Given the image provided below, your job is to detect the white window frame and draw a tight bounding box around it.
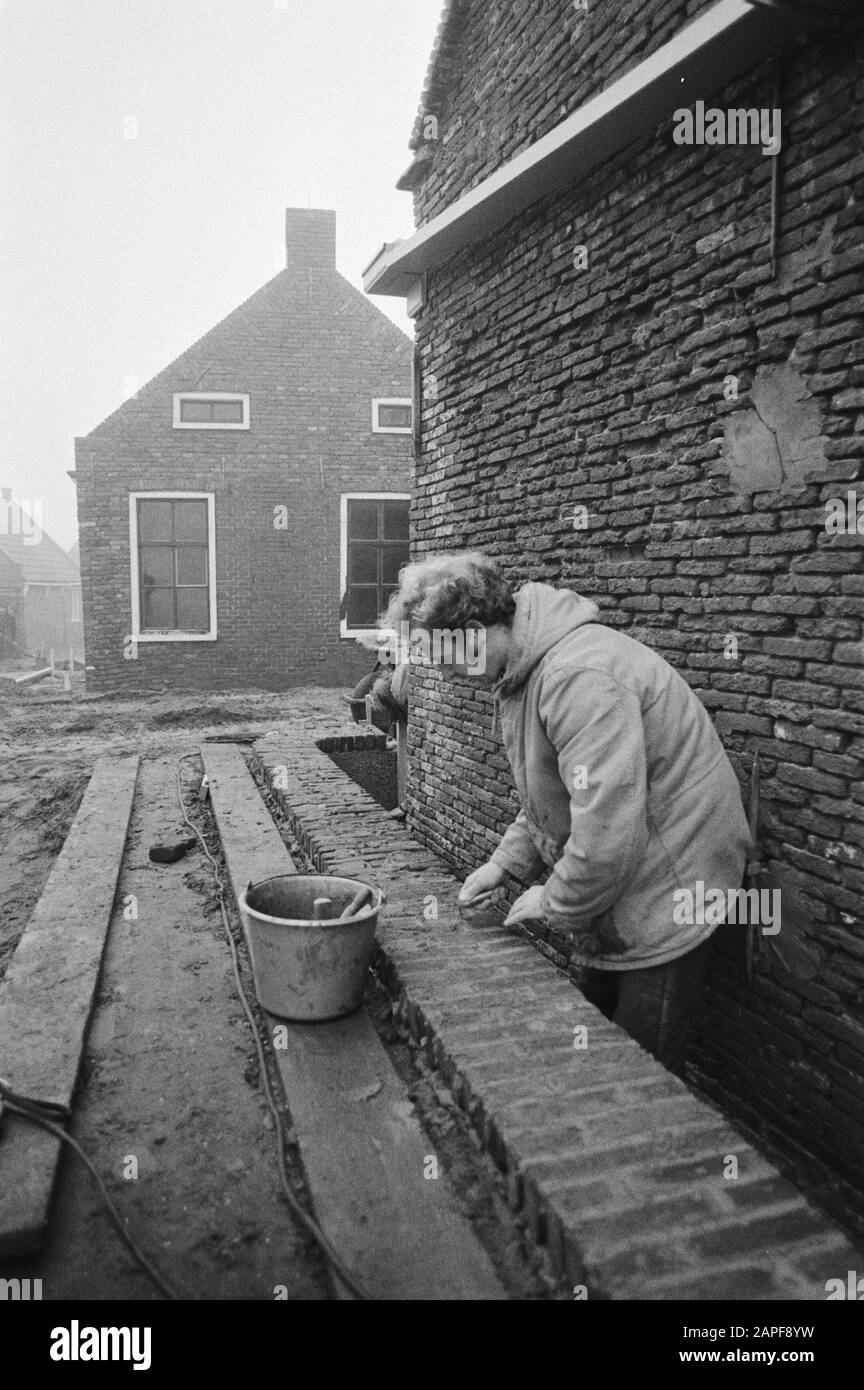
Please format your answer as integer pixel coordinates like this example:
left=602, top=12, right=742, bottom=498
left=372, top=398, right=413, bottom=434
left=129, top=491, right=217, bottom=643
left=340, top=492, right=410, bottom=640
left=172, top=392, right=250, bottom=430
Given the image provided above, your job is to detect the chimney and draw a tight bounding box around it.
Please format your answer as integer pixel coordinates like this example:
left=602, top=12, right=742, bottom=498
left=285, top=208, right=336, bottom=270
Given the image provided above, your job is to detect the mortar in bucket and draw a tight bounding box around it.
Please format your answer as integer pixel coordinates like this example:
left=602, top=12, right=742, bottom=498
left=238, top=874, right=383, bottom=1021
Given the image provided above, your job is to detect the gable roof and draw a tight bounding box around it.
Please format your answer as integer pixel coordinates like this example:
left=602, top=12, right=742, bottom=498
left=0, top=499, right=80, bottom=585
left=80, top=210, right=412, bottom=444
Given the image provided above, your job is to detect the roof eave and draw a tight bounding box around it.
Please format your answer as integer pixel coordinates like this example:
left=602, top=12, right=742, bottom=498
left=364, top=0, right=820, bottom=298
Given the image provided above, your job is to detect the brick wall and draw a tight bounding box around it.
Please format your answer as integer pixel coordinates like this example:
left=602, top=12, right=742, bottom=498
left=76, top=211, right=412, bottom=693
left=404, top=4, right=864, bottom=1233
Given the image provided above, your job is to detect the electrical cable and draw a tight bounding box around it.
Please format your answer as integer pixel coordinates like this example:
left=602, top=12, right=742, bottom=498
left=0, top=1079, right=182, bottom=1301
left=0, top=756, right=371, bottom=1303
left=176, top=753, right=371, bottom=1301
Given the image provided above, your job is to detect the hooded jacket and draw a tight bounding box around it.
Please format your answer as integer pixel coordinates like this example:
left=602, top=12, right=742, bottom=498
left=489, top=582, right=752, bottom=970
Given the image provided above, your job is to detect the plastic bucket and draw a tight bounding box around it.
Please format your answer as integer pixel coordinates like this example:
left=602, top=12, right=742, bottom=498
left=238, top=874, right=382, bottom=1021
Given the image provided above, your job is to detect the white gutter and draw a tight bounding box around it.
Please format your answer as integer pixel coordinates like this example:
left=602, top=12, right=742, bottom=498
left=363, top=0, right=812, bottom=300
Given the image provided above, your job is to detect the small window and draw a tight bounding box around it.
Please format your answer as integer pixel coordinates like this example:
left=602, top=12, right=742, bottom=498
left=129, top=492, right=217, bottom=642
left=372, top=398, right=412, bottom=434
left=340, top=494, right=410, bottom=637
left=173, top=393, right=249, bottom=430
left=69, top=588, right=82, bottom=622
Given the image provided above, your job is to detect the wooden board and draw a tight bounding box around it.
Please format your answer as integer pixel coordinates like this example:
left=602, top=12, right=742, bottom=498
left=202, top=742, right=504, bottom=1300
left=0, top=755, right=139, bottom=1255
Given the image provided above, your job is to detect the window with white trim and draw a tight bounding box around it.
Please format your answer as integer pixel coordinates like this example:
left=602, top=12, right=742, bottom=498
left=129, top=493, right=217, bottom=641
left=340, top=493, right=409, bottom=637
left=372, top=398, right=412, bottom=434
left=172, top=393, right=250, bottom=429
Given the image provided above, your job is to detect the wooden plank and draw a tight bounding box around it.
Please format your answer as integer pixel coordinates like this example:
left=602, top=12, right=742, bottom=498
left=201, top=741, right=298, bottom=899
left=273, top=1012, right=505, bottom=1300
left=0, top=755, right=139, bottom=1255
left=202, top=743, right=504, bottom=1301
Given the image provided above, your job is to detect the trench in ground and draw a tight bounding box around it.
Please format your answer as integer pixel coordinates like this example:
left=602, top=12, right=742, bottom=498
left=323, top=743, right=399, bottom=812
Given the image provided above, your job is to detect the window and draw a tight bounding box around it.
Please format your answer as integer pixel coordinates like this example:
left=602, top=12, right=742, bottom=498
left=372, top=398, right=412, bottom=434
left=340, top=493, right=410, bottom=636
left=69, top=588, right=82, bottom=622
left=172, top=393, right=249, bottom=430
left=129, top=493, right=217, bottom=642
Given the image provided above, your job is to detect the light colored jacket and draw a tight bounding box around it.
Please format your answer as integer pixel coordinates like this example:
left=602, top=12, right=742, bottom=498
left=489, top=582, right=752, bottom=970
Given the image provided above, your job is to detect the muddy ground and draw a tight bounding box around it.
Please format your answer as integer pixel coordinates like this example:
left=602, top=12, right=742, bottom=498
left=0, top=675, right=343, bottom=980
left=0, top=676, right=560, bottom=1300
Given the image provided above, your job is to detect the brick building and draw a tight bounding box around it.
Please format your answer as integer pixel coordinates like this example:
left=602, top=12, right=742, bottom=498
left=365, top=0, right=864, bottom=1234
left=75, top=209, right=413, bottom=693
left=0, top=492, right=83, bottom=663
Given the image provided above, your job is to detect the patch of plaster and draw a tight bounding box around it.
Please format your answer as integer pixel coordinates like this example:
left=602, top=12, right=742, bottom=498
left=721, top=361, right=828, bottom=494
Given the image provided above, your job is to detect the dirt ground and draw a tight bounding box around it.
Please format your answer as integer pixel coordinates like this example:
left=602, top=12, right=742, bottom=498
left=0, top=676, right=560, bottom=1300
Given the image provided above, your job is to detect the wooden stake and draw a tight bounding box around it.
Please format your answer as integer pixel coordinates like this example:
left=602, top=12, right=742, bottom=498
left=396, top=719, right=408, bottom=809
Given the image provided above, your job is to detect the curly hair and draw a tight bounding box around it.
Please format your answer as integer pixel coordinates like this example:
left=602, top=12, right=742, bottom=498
left=378, top=550, right=516, bottom=635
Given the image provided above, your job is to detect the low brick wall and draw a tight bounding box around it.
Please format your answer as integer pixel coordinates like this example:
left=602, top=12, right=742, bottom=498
left=254, top=726, right=862, bottom=1300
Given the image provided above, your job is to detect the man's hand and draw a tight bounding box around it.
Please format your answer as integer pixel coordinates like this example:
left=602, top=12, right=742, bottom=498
left=503, top=884, right=546, bottom=926
left=458, top=860, right=507, bottom=909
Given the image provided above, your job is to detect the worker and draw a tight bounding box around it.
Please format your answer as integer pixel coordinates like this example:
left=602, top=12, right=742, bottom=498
left=378, top=550, right=752, bottom=1070
left=348, top=659, right=409, bottom=736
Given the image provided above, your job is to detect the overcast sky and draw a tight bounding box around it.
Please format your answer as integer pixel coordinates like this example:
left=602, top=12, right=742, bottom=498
left=0, top=0, right=440, bottom=550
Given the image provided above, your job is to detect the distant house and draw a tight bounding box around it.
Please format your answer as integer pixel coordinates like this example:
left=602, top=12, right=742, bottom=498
left=74, top=209, right=413, bottom=692
left=0, top=491, right=83, bottom=662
